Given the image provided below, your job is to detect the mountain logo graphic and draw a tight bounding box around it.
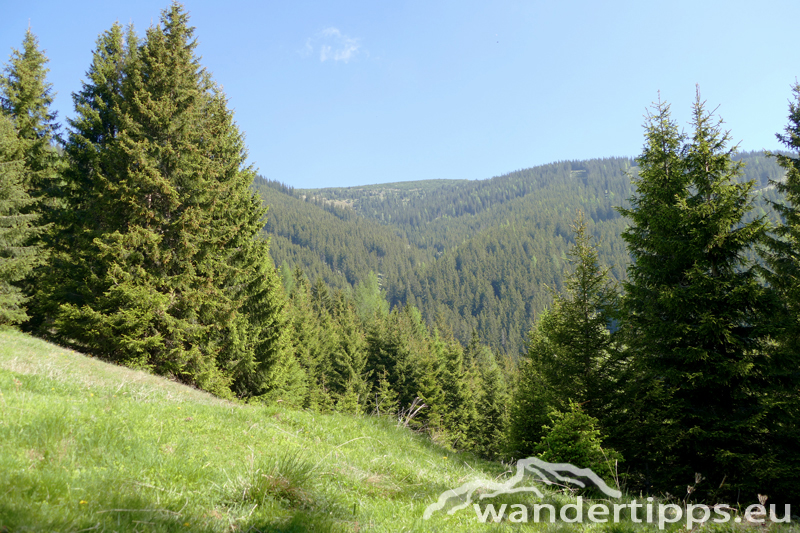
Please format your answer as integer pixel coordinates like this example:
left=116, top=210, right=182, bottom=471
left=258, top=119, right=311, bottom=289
left=423, top=457, right=621, bottom=520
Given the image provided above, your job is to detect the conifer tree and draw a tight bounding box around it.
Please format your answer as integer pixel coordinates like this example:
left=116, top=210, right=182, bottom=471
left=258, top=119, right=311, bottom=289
left=507, top=212, right=619, bottom=457
left=28, top=22, right=133, bottom=331
left=618, top=92, right=772, bottom=498
left=46, top=4, right=297, bottom=400
left=1, top=29, right=61, bottom=323
left=507, top=323, right=561, bottom=456
left=535, top=212, right=619, bottom=418
left=286, top=269, right=328, bottom=408
left=354, top=270, right=389, bottom=321
left=328, top=292, right=370, bottom=410
left=762, top=82, right=800, bottom=361
left=757, top=82, right=800, bottom=502
left=432, top=323, right=477, bottom=449
left=0, top=29, right=60, bottom=200
left=0, top=114, right=42, bottom=324
left=472, top=345, right=508, bottom=458
left=373, top=369, right=399, bottom=416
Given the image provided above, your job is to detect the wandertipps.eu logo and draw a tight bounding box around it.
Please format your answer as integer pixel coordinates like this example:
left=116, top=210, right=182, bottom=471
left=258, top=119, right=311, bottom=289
left=423, top=457, right=621, bottom=521
left=423, top=458, right=791, bottom=528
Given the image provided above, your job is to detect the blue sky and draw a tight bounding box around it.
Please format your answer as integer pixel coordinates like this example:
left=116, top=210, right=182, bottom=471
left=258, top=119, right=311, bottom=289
left=2, top=0, right=798, bottom=188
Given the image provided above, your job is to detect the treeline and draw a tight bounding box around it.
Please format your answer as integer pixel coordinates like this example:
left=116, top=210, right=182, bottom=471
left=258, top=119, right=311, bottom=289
left=1, top=5, right=296, bottom=399
left=262, top=151, right=784, bottom=356
left=0, top=3, right=513, bottom=461
left=509, top=93, right=800, bottom=505
left=3, top=0, right=799, bottom=507
left=279, top=268, right=512, bottom=456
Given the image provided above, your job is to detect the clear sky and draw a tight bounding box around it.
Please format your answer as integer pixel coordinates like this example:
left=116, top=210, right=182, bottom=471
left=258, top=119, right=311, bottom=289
left=2, top=0, right=798, bottom=188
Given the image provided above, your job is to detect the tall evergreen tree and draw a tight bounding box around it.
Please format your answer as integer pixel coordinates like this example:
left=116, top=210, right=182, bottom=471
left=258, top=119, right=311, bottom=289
left=763, top=82, right=800, bottom=359
left=1, top=29, right=61, bottom=324
left=536, top=212, right=619, bottom=416
left=0, top=114, right=42, bottom=325
left=618, top=92, right=772, bottom=498
left=0, top=29, right=60, bottom=199
left=44, top=4, right=297, bottom=400
left=472, top=345, right=508, bottom=458
left=28, top=22, right=134, bottom=332
left=758, top=82, right=800, bottom=503
left=507, top=212, right=619, bottom=456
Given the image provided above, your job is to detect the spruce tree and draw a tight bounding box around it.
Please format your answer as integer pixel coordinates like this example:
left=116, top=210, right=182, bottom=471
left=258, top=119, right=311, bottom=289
left=436, top=328, right=477, bottom=449
left=28, top=22, right=133, bottom=331
left=758, top=82, right=800, bottom=503
left=1, top=29, right=61, bottom=324
left=46, top=4, right=297, bottom=400
left=618, top=92, right=772, bottom=498
left=507, top=324, right=559, bottom=457
left=0, top=29, right=60, bottom=199
left=472, top=345, right=509, bottom=458
left=0, top=114, right=42, bottom=325
left=507, top=212, right=619, bottom=457
left=763, top=82, right=800, bottom=359
left=328, top=292, right=370, bottom=411
left=536, top=212, right=619, bottom=417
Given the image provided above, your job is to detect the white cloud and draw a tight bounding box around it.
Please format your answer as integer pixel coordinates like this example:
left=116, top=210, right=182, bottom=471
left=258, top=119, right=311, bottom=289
left=303, top=27, right=361, bottom=63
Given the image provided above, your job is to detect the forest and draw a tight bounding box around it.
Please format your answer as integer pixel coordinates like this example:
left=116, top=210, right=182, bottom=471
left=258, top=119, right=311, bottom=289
left=1, top=1, right=799, bottom=515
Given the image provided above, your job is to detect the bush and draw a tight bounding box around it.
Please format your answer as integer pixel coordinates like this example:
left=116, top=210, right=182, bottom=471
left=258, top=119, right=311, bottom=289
left=534, top=401, right=621, bottom=486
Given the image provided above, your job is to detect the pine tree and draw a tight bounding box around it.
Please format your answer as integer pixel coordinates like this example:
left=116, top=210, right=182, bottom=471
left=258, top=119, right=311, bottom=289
left=535, top=212, right=619, bottom=418
left=0, top=29, right=60, bottom=199
left=757, top=82, right=800, bottom=504
left=618, top=91, right=772, bottom=498
left=0, top=114, right=42, bottom=325
left=28, top=22, right=133, bottom=332
left=1, top=29, right=61, bottom=324
left=46, top=4, right=297, bottom=400
left=507, top=212, right=619, bottom=457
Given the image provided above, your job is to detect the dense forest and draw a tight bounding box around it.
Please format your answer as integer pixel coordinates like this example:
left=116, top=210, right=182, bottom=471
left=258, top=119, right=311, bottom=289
left=2, top=1, right=799, bottom=510
left=258, top=151, right=785, bottom=357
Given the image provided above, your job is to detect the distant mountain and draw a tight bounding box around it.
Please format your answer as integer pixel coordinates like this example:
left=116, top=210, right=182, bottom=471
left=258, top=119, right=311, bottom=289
left=256, top=151, right=785, bottom=357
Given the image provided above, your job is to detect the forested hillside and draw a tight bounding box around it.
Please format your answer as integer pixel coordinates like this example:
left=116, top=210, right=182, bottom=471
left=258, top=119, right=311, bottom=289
left=258, top=151, right=785, bottom=356
left=4, top=2, right=800, bottom=512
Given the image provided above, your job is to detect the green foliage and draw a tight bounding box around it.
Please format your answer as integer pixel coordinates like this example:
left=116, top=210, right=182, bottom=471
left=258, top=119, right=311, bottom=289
left=261, top=152, right=781, bottom=358
left=353, top=270, right=389, bottom=321
left=372, top=369, right=399, bottom=416
left=508, top=212, right=619, bottom=458
left=757, top=82, right=800, bottom=504
left=470, top=343, right=509, bottom=457
left=533, top=402, right=621, bottom=485
left=617, top=92, right=776, bottom=500
left=34, top=5, right=296, bottom=400
left=536, top=212, right=620, bottom=419
left=0, top=115, right=43, bottom=325
left=0, top=29, right=60, bottom=325
left=0, top=29, right=61, bottom=198
left=507, top=320, right=562, bottom=456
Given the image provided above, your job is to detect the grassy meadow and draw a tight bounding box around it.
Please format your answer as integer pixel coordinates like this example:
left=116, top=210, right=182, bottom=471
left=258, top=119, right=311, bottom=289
left=0, top=328, right=796, bottom=532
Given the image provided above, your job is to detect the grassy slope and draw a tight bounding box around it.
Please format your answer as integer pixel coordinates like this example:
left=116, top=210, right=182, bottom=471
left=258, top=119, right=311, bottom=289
left=1, top=329, right=793, bottom=533
left=0, top=329, right=512, bottom=532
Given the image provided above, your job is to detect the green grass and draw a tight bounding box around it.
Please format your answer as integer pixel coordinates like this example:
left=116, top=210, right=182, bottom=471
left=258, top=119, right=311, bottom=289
left=0, top=328, right=797, bottom=532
